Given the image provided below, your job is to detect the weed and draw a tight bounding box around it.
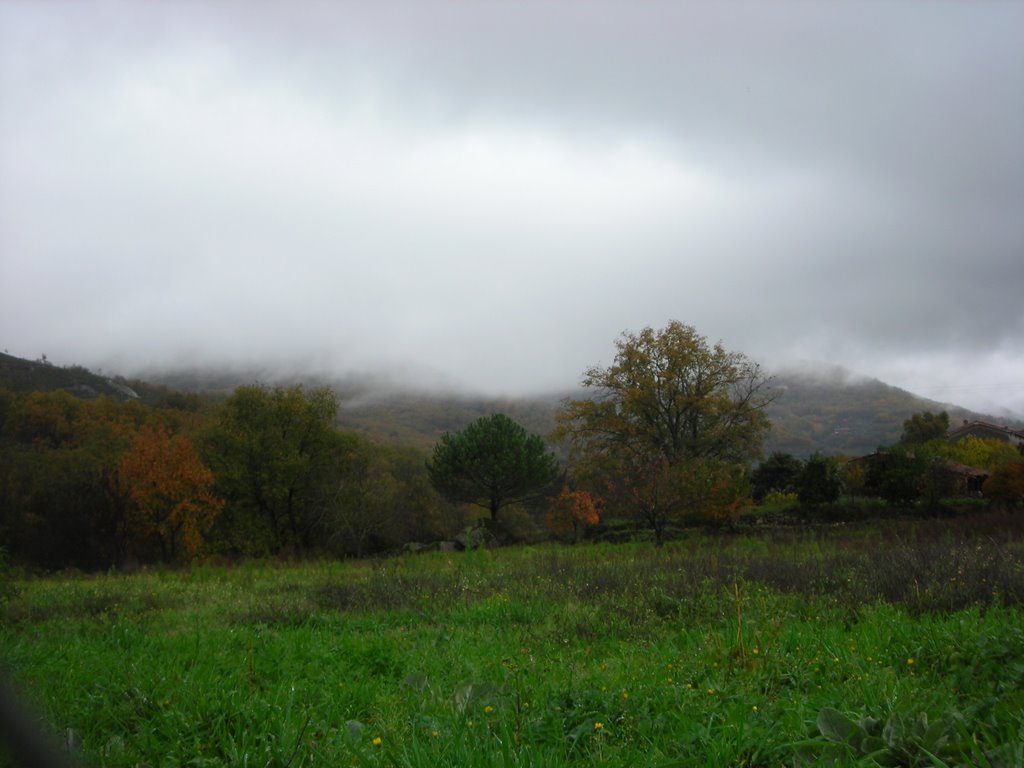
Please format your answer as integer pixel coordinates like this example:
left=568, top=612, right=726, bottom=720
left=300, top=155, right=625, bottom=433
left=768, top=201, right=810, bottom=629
left=1, top=517, right=1022, bottom=766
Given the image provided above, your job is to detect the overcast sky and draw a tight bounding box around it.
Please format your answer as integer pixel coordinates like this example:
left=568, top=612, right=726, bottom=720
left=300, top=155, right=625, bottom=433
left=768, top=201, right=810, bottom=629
left=2, top=1, right=1023, bottom=414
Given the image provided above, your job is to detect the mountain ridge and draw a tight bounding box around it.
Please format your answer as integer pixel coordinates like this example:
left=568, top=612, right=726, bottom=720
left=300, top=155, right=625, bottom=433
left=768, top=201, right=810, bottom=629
left=1, top=352, right=1019, bottom=458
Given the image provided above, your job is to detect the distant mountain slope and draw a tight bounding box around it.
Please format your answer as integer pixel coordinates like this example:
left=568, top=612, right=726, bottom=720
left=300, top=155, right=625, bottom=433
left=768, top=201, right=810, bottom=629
left=0, top=352, right=156, bottom=404
left=335, top=392, right=566, bottom=451
left=761, top=365, right=996, bottom=457
left=331, top=366, right=1009, bottom=459
left=3, top=353, right=1019, bottom=458
left=0, top=353, right=213, bottom=412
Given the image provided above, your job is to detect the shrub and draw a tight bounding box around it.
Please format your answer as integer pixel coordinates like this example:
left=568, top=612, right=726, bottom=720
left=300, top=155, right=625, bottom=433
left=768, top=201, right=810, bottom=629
left=985, top=459, right=1024, bottom=508
left=797, top=454, right=841, bottom=506
left=751, top=452, right=803, bottom=502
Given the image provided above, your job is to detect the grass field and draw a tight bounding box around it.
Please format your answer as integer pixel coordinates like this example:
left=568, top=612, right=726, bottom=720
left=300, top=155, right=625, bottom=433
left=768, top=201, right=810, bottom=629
left=2, top=514, right=1024, bottom=767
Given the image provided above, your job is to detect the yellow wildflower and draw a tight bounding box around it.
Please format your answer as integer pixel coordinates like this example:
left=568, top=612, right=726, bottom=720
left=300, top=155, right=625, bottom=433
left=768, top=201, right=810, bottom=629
left=594, top=722, right=604, bottom=731
left=372, top=737, right=382, bottom=747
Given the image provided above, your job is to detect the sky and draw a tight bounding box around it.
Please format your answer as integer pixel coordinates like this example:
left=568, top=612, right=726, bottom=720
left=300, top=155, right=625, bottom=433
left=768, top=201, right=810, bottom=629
left=2, top=1, right=1023, bottom=415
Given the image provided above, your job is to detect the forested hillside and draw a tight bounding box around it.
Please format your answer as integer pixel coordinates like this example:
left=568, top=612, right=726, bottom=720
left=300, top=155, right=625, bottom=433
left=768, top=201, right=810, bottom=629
left=3, top=351, right=1022, bottom=571
left=761, top=366, right=992, bottom=456
left=331, top=370, right=996, bottom=458
left=2, top=353, right=1017, bottom=458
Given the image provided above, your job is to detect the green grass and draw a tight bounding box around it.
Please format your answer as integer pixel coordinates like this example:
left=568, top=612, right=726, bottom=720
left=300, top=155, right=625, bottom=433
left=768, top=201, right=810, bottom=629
left=3, top=519, right=1024, bottom=767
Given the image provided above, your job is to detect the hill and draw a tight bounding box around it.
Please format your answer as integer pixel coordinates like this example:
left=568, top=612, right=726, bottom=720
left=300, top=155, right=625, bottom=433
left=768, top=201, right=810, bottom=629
left=139, top=361, right=1019, bottom=457
left=2, top=353, right=1019, bottom=458
left=0, top=352, right=195, bottom=409
left=330, top=365, right=1011, bottom=458
left=761, top=364, right=994, bottom=456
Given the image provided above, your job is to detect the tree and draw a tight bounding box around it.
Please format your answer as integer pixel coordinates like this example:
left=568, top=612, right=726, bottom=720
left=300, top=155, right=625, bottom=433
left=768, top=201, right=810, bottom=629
left=316, top=435, right=432, bottom=558
left=900, top=411, right=949, bottom=445
left=0, top=391, right=143, bottom=569
left=796, top=454, right=841, bottom=506
left=117, top=424, right=223, bottom=563
left=984, top=460, right=1024, bottom=508
left=751, top=452, right=803, bottom=502
left=426, top=413, right=560, bottom=530
left=545, top=486, right=601, bottom=543
left=943, top=435, right=1021, bottom=474
left=871, top=447, right=924, bottom=506
left=202, top=385, right=339, bottom=555
left=554, top=321, right=772, bottom=543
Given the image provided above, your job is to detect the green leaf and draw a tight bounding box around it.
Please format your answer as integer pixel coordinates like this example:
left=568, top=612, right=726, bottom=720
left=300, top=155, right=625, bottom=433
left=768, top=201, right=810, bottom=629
left=882, top=712, right=906, bottom=748
left=817, top=707, right=865, bottom=745
left=344, top=719, right=365, bottom=740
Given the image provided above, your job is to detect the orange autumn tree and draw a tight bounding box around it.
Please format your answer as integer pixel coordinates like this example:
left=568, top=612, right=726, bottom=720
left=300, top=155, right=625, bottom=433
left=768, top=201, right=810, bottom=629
left=118, top=424, right=223, bottom=563
left=545, top=486, right=602, bottom=543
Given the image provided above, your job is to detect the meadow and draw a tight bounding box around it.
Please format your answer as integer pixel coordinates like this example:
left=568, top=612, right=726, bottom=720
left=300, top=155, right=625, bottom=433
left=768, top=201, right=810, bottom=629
left=2, top=513, right=1023, bottom=767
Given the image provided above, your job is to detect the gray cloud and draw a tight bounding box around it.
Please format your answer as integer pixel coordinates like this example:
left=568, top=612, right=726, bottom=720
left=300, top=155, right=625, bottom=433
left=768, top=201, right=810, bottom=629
left=1, top=1, right=1022, bottom=414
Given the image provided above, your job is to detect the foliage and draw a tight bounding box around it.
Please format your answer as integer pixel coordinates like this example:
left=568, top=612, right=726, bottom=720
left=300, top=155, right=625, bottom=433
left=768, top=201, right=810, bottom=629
left=797, top=706, right=979, bottom=767
left=0, top=391, right=146, bottom=568
left=0, top=382, right=454, bottom=569
left=985, top=460, right=1024, bottom=508
left=201, top=385, right=340, bottom=555
left=426, top=414, right=560, bottom=528
left=319, top=437, right=447, bottom=557
left=870, top=448, right=926, bottom=506
left=936, top=435, right=1022, bottom=473
left=840, top=457, right=870, bottom=498
left=555, top=321, right=772, bottom=542
left=545, top=486, right=601, bottom=542
left=899, top=410, right=949, bottom=445
left=751, top=451, right=803, bottom=502
left=116, top=424, right=223, bottom=563
left=797, top=454, right=842, bottom=506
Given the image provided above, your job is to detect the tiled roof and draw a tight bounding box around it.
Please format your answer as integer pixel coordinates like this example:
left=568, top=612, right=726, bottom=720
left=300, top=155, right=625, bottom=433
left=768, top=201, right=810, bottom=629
left=947, top=420, right=1024, bottom=442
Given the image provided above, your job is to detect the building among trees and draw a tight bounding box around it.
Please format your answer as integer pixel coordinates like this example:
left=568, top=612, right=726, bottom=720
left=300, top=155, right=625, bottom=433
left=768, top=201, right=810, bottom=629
left=947, top=420, right=1024, bottom=450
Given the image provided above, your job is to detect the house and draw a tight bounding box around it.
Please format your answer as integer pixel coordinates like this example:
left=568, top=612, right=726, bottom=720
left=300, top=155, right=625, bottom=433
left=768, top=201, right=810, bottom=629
left=933, top=459, right=988, bottom=496
left=947, top=420, right=1024, bottom=449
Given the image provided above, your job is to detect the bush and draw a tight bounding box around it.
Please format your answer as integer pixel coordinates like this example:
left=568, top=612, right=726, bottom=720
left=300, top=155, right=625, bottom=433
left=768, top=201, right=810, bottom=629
left=985, top=459, right=1024, bottom=508
left=751, top=452, right=803, bottom=502
left=872, top=448, right=925, bottom=506
left=797, top=454, right=841, bottom=505
left=762, top=491, right=799, bottom=508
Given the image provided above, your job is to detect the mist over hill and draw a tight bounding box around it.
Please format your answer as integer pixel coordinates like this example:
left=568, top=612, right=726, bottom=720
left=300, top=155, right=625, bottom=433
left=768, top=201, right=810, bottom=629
left=324, top=363, right=1014, bottom=458
left=2, top=352, right=1019, bottom=458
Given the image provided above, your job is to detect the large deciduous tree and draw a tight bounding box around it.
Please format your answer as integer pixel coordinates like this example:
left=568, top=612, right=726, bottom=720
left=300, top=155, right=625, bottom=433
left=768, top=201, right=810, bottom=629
left=554, top=321, right=772, bottom=543
left=117, top=424, right=222, bottom=563
left=900, top=411, right=950, bottom=445
left=427, top=413, right=560, bottom=529
left=202, top=385, right=339, bottom=555
left=316, top=436, right=443, bottom=558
